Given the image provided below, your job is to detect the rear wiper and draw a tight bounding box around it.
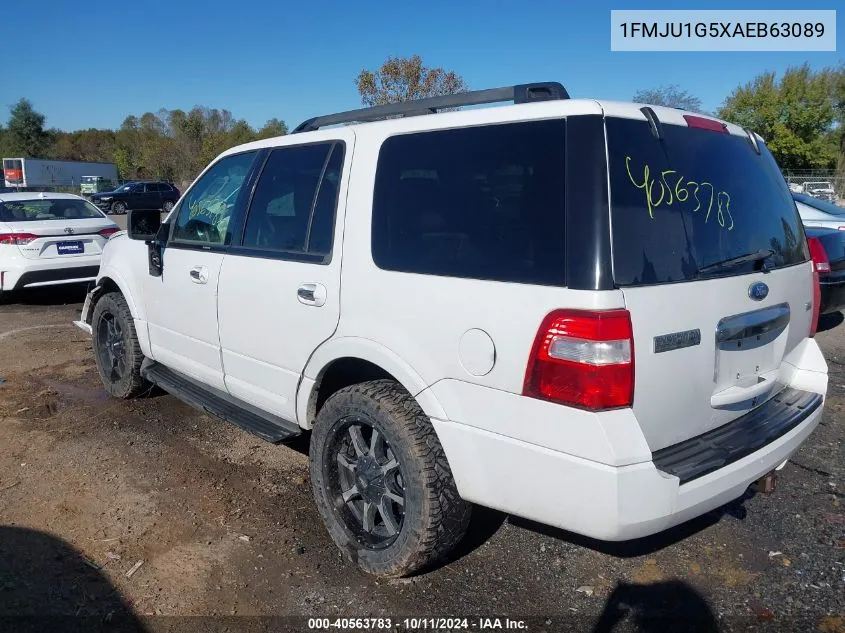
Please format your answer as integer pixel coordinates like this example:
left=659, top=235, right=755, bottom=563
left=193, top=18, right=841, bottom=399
left=697, top=249, right=774, bottom=276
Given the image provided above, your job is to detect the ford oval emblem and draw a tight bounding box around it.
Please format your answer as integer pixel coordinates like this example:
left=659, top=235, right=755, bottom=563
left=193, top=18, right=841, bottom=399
left=748, top=282, right=769, bottom=301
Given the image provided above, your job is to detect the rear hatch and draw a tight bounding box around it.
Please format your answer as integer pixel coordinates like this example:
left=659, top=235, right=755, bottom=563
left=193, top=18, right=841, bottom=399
left=606, top=109, right=812, bottom=452
left=0, top=198, right=117, bottom=260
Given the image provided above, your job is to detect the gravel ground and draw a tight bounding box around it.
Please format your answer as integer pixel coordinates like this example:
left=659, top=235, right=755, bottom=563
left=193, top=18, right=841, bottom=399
left=0, top=285, right=841, bottom=633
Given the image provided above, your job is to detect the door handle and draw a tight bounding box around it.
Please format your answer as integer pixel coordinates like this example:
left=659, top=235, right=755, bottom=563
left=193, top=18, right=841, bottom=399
left=189, top=266, right=209, bottom=284
left=297, top=283, right=327, bottom=307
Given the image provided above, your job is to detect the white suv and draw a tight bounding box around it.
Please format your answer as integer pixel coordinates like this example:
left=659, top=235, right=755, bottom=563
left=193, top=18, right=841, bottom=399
left=75, top=83, right=828, bottom=577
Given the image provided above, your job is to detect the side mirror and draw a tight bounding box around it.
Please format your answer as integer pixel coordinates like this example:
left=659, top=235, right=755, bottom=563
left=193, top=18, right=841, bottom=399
left=127, top=209, right=161, bottom=241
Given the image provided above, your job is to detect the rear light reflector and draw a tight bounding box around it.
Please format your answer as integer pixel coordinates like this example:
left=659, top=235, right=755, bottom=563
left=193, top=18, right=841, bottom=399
left=0, top=232, right=38, bottom=245
left=683, top=115, right=727, bottom=133
left=807, top=237, right=826, bottom=337
left=523, top=309, right=634, bottom=410
left=99, top=227, right=120, bottom=238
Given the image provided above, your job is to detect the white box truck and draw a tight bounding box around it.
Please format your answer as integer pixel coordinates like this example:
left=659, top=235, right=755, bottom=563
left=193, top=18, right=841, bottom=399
left=2, top=158, right=118, bottom=191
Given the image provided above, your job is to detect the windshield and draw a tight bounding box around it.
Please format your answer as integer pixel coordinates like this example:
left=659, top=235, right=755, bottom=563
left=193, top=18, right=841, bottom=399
left=794, top=192, right=845, bottom=216
left=607, top=117, right=808, bottom=285
left=0, top=199, right=105, bottom=221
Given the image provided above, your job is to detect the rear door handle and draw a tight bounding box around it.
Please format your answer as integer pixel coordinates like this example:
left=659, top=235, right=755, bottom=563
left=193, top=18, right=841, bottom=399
left=297, top=283, right=326, bottom=307
left=189, top=266, right=209, bottom=284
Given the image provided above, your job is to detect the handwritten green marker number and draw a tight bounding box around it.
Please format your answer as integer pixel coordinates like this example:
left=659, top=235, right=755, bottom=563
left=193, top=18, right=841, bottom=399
left=624, top=156, right=734, bottom=231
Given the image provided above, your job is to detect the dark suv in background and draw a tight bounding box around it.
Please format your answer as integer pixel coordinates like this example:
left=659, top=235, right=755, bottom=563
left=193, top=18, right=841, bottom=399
left=91, top=181, right=181, bottom=215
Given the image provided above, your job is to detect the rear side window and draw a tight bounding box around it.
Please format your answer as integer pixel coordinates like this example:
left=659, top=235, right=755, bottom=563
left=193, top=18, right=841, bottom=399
left=241, top=142, right=343, bottom=260
left=372, top=120, right=566, bottom=285
left=608, top=118, right=808, bottom=286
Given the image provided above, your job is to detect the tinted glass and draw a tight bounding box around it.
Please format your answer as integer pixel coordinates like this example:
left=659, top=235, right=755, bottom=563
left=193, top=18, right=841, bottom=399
left=147, top=183, right=163, bottom=192
left=793, top=193, right=845, bottom=216
left=607, top=118, right=808, bottom=286
left=309, top=145, right=344, bottom=255
left=0, top=198, right=105, bottom=221
left=242, top=143, right=338, bottom=256
left=372, top=120, right=566, bottom=285
left=172, top=151, right=257, bottom=245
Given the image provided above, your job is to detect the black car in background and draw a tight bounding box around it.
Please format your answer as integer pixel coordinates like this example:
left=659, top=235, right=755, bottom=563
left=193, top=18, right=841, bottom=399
left=806, top=226, right=845, bottom=316
left=91, top=181, right=180, bottom=215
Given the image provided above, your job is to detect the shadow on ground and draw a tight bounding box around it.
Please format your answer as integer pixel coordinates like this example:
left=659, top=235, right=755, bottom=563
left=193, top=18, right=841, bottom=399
left=0, top=282, right=89, bottom=307
left=0, top=525, right=146, bottom=632
left=589, top=580, right=720, bottom=633
left=817, top=311, right=844, bottom=333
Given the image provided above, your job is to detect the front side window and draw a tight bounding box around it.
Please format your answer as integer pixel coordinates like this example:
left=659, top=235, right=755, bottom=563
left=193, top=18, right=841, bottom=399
left=241, top=142, right=343, bottom=258
left=371, top=120, right=566, bottom=285
left=172, top=151, right=258, bottom=245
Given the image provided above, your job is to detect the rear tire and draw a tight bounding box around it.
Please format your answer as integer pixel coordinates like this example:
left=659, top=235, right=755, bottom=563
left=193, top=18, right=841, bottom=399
left=92, top=292, right=149, bottom=399
left=111, top=201, right=126, bottom=215
left=309, top=379, right=471, bottom=577
left=162, top=200, right=174, bottom=213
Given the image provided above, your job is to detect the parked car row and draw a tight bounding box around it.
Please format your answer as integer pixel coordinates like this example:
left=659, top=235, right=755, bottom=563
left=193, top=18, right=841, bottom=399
left=91, top=181, right=181, bottom=215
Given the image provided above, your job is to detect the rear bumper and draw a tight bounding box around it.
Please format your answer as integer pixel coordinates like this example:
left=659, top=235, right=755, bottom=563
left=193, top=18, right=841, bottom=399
left=434, top=397, right=823, bottom=540
left=0, top=255, right=102, bottom=291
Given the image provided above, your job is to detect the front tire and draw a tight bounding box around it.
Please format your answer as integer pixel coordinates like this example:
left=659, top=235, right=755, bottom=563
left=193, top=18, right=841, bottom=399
left=92, top=292, right=149, bottom=399
left=309, top=380, right=471, bottom=577
left=111, top=201, right=126, bottom=215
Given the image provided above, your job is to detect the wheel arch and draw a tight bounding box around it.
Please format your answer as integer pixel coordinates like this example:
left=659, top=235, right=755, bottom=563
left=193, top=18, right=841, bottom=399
left=89, top=271, right=143, bottom=322
left=86, top=268, right=151, bottom=358
left=298, top=337, right=448, bottom=430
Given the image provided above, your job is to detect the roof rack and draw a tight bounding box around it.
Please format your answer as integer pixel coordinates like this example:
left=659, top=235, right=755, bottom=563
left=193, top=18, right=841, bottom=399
left=292, top=82, right=570, bottom=134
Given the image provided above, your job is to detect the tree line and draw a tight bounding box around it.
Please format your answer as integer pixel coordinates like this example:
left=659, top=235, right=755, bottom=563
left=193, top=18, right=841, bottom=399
left=1, top=56, right=843, bottom=186
left=0, top=101, right=287, bottom=187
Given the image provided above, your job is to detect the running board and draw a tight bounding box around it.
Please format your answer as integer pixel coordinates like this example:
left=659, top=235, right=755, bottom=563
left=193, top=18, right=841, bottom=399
left=141, top=360, right=301, bottom=443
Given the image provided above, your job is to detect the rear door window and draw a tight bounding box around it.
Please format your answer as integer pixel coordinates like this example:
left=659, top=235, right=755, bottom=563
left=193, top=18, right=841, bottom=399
left=240, top=141, right=342, bottom=260
left=371, top=120, right=566, bottom=285
left=607, top=117, right=808, bottom=286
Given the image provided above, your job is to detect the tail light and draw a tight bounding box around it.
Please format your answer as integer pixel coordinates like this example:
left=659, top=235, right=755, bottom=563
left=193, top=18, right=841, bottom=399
left=99, top=227, right=120, bottom=238
left=523, top=309, right=634, bottom=410
left=807, top=237, right=828, bottom=337
left=0, top=232, right=38, bottom=245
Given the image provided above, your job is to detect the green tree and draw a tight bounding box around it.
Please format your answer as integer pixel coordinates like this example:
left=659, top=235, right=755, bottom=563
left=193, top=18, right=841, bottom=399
left=718, top=64, right=837, bottom=170
left=356, top=55, right=468, bottom=106
left=256, top=118, right=287, bottom=139
left=632, top=85, right=702, bottom=111
left=5, top=98, right=51, bottom=158
left=830, top=64, right=845, bottom=178
left=0, top=124, right=9, bottom=158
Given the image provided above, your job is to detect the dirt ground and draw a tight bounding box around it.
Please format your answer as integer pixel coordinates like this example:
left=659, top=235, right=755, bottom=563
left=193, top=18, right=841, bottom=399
left=0, top=285, right=842, bottom=633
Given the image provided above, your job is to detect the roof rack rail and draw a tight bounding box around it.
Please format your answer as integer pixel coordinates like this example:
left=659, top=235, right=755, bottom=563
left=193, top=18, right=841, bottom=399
left=292, top=82, right=569, bottom=134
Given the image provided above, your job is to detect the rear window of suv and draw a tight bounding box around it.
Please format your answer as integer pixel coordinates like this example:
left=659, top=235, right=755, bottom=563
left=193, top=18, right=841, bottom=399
left=371, top=120, right=566, bottom=285
left=607, top=117, right=808, bottom=286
